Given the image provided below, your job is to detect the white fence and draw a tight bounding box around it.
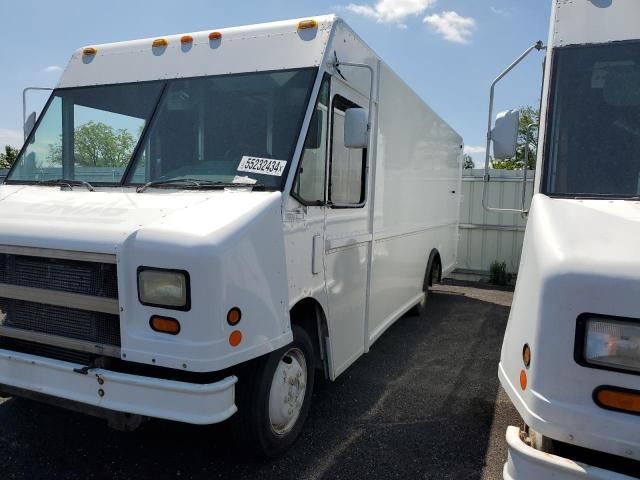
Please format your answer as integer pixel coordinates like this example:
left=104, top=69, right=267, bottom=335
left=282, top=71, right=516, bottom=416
left=456, top=169, right=534, bottom=276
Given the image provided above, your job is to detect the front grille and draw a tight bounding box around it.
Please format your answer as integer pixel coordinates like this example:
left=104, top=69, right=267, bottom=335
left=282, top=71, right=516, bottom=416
left=0, top=254, right=118, bottom=298
left=0, top=337, right=92, bottom=365
left=0, top=253, right=121, bottom=361
left=0, top=298, right=120, bottom=346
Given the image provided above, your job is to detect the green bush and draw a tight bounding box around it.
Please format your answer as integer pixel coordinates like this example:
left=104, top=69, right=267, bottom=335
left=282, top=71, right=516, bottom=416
left=489, top=260, right=512, bottom=286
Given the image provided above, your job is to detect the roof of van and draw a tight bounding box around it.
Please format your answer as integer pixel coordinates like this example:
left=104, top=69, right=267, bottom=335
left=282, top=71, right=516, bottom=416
left=57, top=15, right=339, bottom=89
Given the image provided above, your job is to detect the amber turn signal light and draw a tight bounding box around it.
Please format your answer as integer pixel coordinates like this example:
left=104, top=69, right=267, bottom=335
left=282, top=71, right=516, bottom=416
left=522, top=344, right=531, bottom=368
left=229, top=330, right=242, bottom=347
left=150, top=315, right=181, bottom=335
left=227, top=307, right=242, bottom=326
left=595, top=387, right=640, bottom=415
left=519, top=370, right=527, bottom=391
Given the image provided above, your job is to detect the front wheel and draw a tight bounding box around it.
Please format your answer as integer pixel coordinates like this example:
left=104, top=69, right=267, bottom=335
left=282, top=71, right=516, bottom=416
left=231, top=325, right=315, bottom=458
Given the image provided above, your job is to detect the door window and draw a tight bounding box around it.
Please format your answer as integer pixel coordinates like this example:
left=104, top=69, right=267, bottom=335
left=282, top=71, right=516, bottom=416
left=329, top=96, right=367, bottom=206
left=292, top=76, right=330, bottom=204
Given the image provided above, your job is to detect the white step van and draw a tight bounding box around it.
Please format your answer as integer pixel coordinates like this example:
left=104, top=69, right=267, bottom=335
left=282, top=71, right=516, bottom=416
left=486, top=0, right=640, bottom=478
left=0, top=16, right=463, bottom=456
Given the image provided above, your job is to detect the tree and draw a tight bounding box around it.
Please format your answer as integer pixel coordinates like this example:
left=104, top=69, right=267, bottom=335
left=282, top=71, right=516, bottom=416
left=491, top=106, right=540, bottom=170
left=463, top=154, right=475, bottom=169
left=0, top=145, right=19, bottom=169
left=48, top=122, right=136, bottom=167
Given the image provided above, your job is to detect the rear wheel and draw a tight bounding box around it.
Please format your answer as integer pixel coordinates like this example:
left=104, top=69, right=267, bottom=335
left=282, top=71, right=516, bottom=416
left=414, top=257, right=441, bottom=316
left=231, top=325, right=315, bottom=458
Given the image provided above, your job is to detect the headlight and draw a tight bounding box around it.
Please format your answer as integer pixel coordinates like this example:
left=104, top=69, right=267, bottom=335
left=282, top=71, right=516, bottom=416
left=137, top=267, right=190, bottom=310
left=580, top=315, right=640, bottom=373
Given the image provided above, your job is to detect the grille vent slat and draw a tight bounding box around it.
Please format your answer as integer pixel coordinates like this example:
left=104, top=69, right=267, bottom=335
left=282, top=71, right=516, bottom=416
left=0, top=298, right=120, bottom=347
left=0, top=254, right=118, bottom=299
left=0, top=253, right=120, bottom=364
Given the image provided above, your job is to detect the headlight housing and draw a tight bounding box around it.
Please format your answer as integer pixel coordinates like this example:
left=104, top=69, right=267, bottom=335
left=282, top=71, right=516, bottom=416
left=577, top=314, right=640, bottom=374
left=137, top=267, right=190, bottom=311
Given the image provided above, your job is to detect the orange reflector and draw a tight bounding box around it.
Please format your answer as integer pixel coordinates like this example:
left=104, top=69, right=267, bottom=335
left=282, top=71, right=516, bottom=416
left=83, top=47, right=97, bottom=56
left=595, top=387, right=640, bottom=415
left=519, top=370, right=527, bottom=391
left=229, top=330, right=242, bottom=347
left=227, top=307, right=242, bottom=326
left=523, top=344, right=531, bottom=368
left=208, top=31, right=222, bottom=40
left=150, top=315, right=180, bottom=335
left=152, top=38, right=169, bottom=48
left=298, top=19, right=318, bottom=30
left=181, top=35, right=193, bottom=44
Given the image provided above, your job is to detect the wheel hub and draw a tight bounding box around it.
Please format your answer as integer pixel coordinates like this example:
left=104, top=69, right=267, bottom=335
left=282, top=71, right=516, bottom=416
left=268, top=348, right=307, bottom=436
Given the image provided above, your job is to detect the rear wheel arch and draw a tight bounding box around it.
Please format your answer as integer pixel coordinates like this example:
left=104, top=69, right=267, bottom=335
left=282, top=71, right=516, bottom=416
left=425, top=249, right=442, bottom=289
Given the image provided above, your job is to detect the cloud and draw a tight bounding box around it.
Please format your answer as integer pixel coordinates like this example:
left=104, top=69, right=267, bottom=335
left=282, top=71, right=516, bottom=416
left=490, top=6, right=510, bottom=16
left=42, top=65, right=62, bottom=73
left=464, top=145, right=486, bottom=155
left=423, top=11, right=476, bottom=44
left=347, top=0, right=436, bottom=26
left=0, top=128, right=23, bottom=148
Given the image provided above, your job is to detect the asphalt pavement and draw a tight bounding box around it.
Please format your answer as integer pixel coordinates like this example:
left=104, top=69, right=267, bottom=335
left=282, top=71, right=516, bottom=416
left=0, top=280, right=518, bottom=480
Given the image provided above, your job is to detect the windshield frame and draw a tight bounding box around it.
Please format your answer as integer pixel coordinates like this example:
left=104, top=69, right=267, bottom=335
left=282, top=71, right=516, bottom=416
left=541, top=40, right=640, bottom=200
left=5, top=67, right=320, bottom=191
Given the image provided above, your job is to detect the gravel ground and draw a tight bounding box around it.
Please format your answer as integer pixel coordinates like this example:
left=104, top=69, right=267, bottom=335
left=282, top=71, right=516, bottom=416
left=0, top=280, right=518, bottom=480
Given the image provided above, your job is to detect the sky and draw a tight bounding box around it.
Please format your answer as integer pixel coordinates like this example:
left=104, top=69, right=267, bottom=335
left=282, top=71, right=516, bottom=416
left=0, top=0, right=551, bottom=166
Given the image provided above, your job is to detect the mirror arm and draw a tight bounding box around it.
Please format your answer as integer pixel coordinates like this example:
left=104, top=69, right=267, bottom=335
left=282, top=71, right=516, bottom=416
left=23, top=87, right=53, bottom=141
left=521, top=123, right=538, bottom=217
left=332, top=60, right=376, bottom=138
left=483, top=41, right=546, bottom=214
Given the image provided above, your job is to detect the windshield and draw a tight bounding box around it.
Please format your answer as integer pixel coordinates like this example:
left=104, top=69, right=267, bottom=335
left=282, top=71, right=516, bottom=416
left=544, top=41, right=640, bottom=197
left=9, top=82, right=164, bottom=184
left=8, top=68, right=317, bottom=189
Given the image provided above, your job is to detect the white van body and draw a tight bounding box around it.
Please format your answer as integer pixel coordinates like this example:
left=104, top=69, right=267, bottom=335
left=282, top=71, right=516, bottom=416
left=500, top=1, right=640, bottom=478
left=0, top=16, right=462, bottom=454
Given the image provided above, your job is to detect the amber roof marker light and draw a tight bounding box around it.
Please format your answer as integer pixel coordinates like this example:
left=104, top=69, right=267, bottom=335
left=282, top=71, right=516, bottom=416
left=297, top=19, right=318, bottom=30
left=83, top=47, right=97, bottom=56
left=208, top=31, right=222, bottom=41
left=152, top=38, right=169, bottom=48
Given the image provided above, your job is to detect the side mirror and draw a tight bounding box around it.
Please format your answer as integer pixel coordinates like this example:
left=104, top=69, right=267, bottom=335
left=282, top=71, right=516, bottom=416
left=344, top=108, right=369, bottom=149
left=491, top=109, right=519, bottom=160
left=24, top=111, right=36, bottom=141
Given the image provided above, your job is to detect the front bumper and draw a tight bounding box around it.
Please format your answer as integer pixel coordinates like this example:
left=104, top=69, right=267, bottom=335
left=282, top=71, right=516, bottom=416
left=0, top=348, right=237, bottom=425
left=504, top=426, right=636, bottom=480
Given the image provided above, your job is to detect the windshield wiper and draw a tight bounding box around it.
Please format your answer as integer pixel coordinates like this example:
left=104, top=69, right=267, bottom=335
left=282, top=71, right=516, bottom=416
left=34, top=179, right=95, bottom=192
left=136, top=178, right=263, bottom=193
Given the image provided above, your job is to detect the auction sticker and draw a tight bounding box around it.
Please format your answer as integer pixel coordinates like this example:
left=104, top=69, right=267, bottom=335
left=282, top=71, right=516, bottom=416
left=238, top=156, right=287, bottom=177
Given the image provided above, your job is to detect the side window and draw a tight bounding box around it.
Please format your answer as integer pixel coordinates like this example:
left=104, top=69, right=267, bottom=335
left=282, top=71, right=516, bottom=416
left=293, top=77, right=330, bottom=204
left=329, top=96, right=367, bottom=206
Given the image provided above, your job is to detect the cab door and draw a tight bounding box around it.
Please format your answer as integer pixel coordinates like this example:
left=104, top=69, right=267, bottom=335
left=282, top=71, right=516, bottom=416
left=323, top=83, right=371, bottom=378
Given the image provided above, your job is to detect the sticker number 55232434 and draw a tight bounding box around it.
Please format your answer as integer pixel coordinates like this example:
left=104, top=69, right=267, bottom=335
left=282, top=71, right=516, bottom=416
left=237, top=156, right=287, bottom=177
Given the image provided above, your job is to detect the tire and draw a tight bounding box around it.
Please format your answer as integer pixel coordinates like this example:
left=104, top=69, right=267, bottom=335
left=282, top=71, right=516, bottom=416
left=414, top=257, right=441, bottom=316
left=231, top=325, right=316, bottom=458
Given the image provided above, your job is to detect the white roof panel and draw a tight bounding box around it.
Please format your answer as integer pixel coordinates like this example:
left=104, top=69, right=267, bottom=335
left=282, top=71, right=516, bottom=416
left=553, top=0, right=640, bottom=47
left=58, top=15, right=336, bottom=88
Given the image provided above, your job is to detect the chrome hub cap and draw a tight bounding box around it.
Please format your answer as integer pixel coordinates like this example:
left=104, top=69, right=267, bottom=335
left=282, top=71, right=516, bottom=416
left=268, top=348, right=307, bottom=436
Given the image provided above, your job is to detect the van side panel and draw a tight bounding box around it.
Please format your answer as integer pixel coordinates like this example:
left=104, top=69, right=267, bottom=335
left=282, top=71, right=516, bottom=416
left=368, top=63, right=462, bottom=344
